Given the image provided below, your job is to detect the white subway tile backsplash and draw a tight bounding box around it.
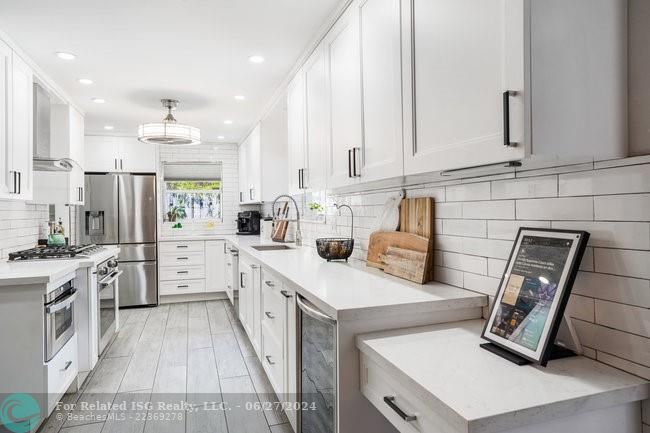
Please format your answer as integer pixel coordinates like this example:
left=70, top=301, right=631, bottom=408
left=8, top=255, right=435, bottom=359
left=573, top=320, right=650, bottom=366
left=594, top=194, right=650, bottom=222
left=551, top=221, right=650, bottom=250
left=595, top=300, right=650, bottom=337
left=491, top=175, right=558, bottom=199
left=567, top=295, right=595, bottom=322
left=486, top=220, right=551, bottom=240
left=594, top=248, right=650, bottom=280
left=462, top=200, right=515, bottom=220
left=487, top=258, right=508, bottom=278
left=516, top=197, right=594, bottom=220
left=580, top=247, right=595, bottom=272
left=442, top=219, right=486, bottom=238
left=463, top=272, right=500, bottom=297
left=559, top=165, right=650, bottom=197
left=434, top=235, right=463, bottom=253
left=446, top=182, right=490, bottom=202
left=433, top=266, right=463, bottom=287
left=572, top=272, right=650, bottom=308
left=597, top=352, right=650, bottom=381
left=461, top=237, right=513, bottom=260
left=435, top=202, right=463, bottom=219
left=442, top=252, right=487, bottom=275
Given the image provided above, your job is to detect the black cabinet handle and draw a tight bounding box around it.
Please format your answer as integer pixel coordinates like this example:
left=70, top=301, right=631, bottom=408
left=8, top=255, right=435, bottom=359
left=176, top=245, right=189, bottom=249
left=60, top=361, right=73, bottom=372
left=177, top=257, right=189, bottom=260
left=114, top=159, right=118, bottom=170
left=240, top=272, right=245, bottom=288
left=120, top=159, right=123, bottom=170
left=280, top=290, right=293, bottom=298
left=265, top=311, right=275, bottom=319
left=17, top=171, right=21, bottom=194
left=177, top=285, right=189, bottom=289
left=176, top=271, right=189, bottom=274
left=348, top=149, right=353, bottom=178
left=265, top=280, right=275, bottom=287
left=265, top=355, right=275, bottom=365
left=383, top=396, right=417, bottom=422
left=352, top=148, right=360, bottom=177
left=249, top=187, right=253, bottom=200
left=503, top=90, right=516, bottom=147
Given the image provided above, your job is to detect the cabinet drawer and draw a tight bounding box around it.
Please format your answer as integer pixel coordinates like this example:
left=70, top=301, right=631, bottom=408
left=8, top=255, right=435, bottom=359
left=160, top=251, right=205, bottom=267
left=47, top=335, right=78, bottom=413
left=360, top=353, right=459, bottom=433
left=262, top=324, right=284, bottom=395
left=261, top=269, right=285, bottom=310
left=160, top=279, right=206, bottom=295
left=159, top=241, right=205, bottom=253
left=159, top=265, right=205, bottom=281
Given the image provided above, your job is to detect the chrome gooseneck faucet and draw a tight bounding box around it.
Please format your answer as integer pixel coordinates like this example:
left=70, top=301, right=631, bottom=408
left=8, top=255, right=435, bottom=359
left=272, top=194, right=302, bottom=246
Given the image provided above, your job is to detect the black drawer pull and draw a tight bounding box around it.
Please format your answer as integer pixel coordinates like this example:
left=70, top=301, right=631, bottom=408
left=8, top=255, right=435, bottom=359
left=265, top=312, right=275, bottom=319
left=265, top=280, right=275, bottom=287
left=503, top=90, right=517, bottom=147
left=280, top=290, right=293, bottom=298
left=177, top=257, right=189, bottom=260
left=177, top=285, right=189, bottom=289
left=177, top=245, right=189, bottom=249
left=60, top=361, right=73, bottom=372
left=177, top=271, right=189, bottom=274
left=383, top=396, right=416, bottom=422
left=265, top=355, right=275, bottom=365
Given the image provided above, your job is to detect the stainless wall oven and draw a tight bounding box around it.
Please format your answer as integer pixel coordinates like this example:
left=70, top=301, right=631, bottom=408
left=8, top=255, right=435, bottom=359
left=297, top=295, right=337, bottom=433
left=44, top=280, right=77, bottom=362
left=97, top=258, right=121, bottom=354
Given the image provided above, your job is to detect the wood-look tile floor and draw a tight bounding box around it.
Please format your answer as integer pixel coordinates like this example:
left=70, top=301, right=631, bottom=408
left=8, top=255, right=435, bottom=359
left=38, top=301, right=293, bottom=433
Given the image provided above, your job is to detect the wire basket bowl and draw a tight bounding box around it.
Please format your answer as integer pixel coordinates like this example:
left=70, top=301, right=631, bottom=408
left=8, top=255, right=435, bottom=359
left=316, top=238, right=355, bottom=262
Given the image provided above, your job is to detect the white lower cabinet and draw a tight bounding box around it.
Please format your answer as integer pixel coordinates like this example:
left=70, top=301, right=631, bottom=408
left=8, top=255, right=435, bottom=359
left=237, top=253, right=298, bottom=431
left=158, top=240, right=226, bottom=297
left=46, top=335, right=79, bottom=414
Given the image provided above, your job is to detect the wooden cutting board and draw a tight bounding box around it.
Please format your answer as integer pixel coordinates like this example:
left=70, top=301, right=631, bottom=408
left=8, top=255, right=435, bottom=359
left=380, top=247, right=428, bottom=284
left=367, top=231, right=430, bottom=269
left=400, top=197, right=434, bottom=238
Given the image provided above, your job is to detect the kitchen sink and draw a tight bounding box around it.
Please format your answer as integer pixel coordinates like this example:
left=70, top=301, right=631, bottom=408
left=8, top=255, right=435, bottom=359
left=251, top=245, right=293, bottom=251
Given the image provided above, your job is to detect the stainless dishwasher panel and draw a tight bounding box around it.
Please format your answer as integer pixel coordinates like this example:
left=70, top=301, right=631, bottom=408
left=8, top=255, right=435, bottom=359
left=118, top=261, right=157, bottom=307
left=297, top=296, right=337, bottom=433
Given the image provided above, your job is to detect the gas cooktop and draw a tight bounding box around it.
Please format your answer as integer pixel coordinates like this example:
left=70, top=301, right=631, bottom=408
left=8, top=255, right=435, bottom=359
left=8, top=244, right=106, bottom=261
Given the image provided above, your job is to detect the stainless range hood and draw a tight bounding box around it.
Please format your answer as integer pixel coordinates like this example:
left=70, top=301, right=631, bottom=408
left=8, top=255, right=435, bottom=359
left=33, top=83, right=74, bottom=172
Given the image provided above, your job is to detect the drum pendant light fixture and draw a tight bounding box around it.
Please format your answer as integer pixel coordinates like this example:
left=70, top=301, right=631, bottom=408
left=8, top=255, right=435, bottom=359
left=138, top=99, right=200, bottom=145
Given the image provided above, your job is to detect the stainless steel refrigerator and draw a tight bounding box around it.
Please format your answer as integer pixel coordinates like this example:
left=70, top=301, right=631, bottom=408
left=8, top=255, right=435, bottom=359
left=80, top=174, right=157, bottom=307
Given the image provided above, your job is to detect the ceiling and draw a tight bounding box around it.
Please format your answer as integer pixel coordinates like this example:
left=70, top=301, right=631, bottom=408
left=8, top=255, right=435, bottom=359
left=0, top=0, right=341, bottom=143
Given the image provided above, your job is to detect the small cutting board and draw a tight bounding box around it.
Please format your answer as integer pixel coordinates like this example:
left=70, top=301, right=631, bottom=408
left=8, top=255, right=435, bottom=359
left=367, top=231, right=430, bottom=269
left=380, top=247, right=428, bottom=284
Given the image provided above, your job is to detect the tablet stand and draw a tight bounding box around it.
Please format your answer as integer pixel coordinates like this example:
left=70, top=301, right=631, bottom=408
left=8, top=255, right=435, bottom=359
left=480, top=313, right=582, bottom=366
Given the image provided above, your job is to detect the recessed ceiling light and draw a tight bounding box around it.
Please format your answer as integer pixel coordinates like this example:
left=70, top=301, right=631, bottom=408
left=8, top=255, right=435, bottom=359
left=217, top=136, right=225, bottom=140
left=104, top=125, right=114, bottom=130
left=223, top=120, right=233, bottom=125
left=234, top=95, right=246, bottom=101
left=56, top=52, right=76, bottom=60
left=92, top=98, right=106, bottom=104
left=248, top=55, right=265, bottom=64
left=78, top=78, right=93, bottom=85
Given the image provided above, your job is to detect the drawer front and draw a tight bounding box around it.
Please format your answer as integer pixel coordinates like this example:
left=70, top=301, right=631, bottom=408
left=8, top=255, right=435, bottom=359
left=360, top=354, right=460, bottom=433
left=160, top=279, right=206, bottom=295
left=159, top=265, right=205, bottom=281
left=262, top=324, right=284, bottom=395
left=261, top=269, right=285, bottom=312
left=47, top=334, right=78, bottom=412
left=159, top=241, right=205, bottom=253
left=160, top=251, right=205, bottom=267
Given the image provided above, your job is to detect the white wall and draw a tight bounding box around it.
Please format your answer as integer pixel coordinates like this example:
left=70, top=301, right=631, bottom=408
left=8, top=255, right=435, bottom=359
left=0, top=201, right=49, bottom=258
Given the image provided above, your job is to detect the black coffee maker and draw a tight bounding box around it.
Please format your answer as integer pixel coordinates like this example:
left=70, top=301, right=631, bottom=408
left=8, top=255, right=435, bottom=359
left=236, top=211, right=261, bottom=235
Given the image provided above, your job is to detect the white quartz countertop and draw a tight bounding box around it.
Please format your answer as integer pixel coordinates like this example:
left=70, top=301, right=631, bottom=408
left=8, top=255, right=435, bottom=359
left=0, top=246, right=120, bottom=287
left=225, top=235, right=487, bottom=321
left=356, top=320, right=650, bottom=433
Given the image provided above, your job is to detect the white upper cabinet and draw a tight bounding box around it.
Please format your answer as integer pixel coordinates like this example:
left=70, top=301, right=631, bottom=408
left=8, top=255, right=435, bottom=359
left=359, top=0, right=405, bottom=182
left=85, top=136, right=156, bottom=173
left=326, top=5, right=363, bottom=189
left=405, top=0, right=627, bottom=176
left=287, top=72, right=307, bottom=195
left=7, top=52, right=34, bottom=201
left=303, top=47, right=328, bottom=191
left=405, top=0, right=525, bottom=176
left=0, top=40, right=11, bottom=199
left=238, top=124, right=262, bottom=204
left=238, top=133, right=248, bottom=203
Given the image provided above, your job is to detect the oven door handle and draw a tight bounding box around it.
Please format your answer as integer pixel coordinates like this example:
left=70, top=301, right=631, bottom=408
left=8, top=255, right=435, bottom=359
left=99, top=270, right=123, bottom=287
left=45, top=289, right=78, bottom=314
